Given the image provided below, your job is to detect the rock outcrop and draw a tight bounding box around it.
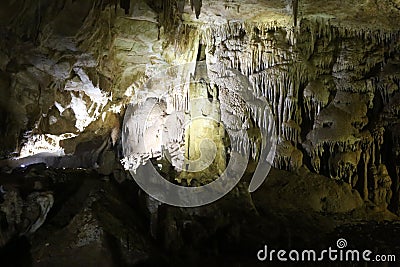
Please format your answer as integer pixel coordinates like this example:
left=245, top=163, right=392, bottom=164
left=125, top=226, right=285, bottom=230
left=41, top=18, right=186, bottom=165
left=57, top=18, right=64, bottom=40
left=0, top=1, right=400, bottom=265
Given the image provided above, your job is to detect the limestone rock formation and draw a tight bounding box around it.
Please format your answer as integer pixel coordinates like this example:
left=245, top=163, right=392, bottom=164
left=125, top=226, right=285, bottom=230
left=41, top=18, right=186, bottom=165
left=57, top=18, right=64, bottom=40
left=0, top=0, right=400, bottom=265
left=0, top=0, right=398, bottom=208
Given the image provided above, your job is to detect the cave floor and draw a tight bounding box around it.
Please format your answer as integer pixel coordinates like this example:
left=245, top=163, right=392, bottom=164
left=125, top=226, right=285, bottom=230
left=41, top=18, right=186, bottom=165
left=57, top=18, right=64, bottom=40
left=0, top=165, right=399, bottom=267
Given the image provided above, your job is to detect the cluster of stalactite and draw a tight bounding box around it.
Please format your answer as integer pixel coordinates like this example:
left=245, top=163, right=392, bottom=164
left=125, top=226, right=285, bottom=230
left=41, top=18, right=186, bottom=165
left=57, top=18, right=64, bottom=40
left=159, top=0, right=203, bottom=31
left=1, top=0, right=399, bottom=212
left=193, top=15, right=400, bottom=210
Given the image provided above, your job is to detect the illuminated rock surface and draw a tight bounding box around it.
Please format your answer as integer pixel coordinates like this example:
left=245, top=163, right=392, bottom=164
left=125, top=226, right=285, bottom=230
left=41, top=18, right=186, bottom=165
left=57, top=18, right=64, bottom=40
left=0, top=0, right=400, bottom=266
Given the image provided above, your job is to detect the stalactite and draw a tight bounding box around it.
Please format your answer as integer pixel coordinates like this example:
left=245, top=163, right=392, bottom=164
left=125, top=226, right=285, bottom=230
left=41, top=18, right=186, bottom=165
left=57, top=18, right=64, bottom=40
left=198, top=12, right=400, bottom=192
left=119, top=0, right=130, bottom=14
left=293, top=0, right=298, bottom=27
left=190, top=0, right=202, bottom=19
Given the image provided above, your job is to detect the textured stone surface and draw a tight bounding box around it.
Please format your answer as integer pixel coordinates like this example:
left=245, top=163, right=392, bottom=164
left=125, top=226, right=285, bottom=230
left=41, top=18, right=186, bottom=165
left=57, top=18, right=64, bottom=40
left=0, top=0, right=400, bottom=265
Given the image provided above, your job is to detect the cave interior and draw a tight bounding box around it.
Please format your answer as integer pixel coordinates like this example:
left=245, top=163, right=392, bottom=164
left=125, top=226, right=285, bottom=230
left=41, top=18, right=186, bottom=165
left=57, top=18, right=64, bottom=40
left=0, top=0, right=400, bottom=266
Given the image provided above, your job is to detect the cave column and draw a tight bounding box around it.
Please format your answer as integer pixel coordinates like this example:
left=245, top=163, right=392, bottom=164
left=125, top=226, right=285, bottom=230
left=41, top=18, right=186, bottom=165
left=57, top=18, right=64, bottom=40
left=362, top=151, right=369, bottom=201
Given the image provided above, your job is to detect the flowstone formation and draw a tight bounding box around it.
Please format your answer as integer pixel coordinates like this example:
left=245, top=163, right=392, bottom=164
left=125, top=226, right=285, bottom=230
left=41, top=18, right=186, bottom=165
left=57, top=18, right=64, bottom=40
left=1, top=0, right=400, bottom=266
left=121, top=64, right=228, bottom=186
left=151, top=0, right=400, bottom=212
left=0, top=0, right=399, bottom=236
left=115, top=0, right=400, bottom=213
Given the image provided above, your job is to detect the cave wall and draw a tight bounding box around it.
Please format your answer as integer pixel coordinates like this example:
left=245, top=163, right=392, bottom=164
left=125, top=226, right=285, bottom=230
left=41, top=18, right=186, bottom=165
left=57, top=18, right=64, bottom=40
left=0, top=0, right=399, bottom=212
left=142, top=0, right=400, bottom=211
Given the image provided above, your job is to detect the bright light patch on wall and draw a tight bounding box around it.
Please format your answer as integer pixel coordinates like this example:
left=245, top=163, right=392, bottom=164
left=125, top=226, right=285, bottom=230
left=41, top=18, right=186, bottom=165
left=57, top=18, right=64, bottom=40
left=124, top=85, right=134, bottom=97
left=69, top=93, right=91, bottom=132
left=64, top=67, right=111, bottom=132
left=18, top=133, right=77, bottom=158
left=109, top=104, right=123, bottom=114
left=54, top=101, right=66, bottom=114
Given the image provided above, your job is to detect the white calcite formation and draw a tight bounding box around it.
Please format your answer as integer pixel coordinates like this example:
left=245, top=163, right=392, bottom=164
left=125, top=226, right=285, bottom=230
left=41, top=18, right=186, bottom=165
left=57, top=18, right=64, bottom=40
left=0, top=0, right=399, bottom=210
left=155, top=0, right=400, bottom=209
